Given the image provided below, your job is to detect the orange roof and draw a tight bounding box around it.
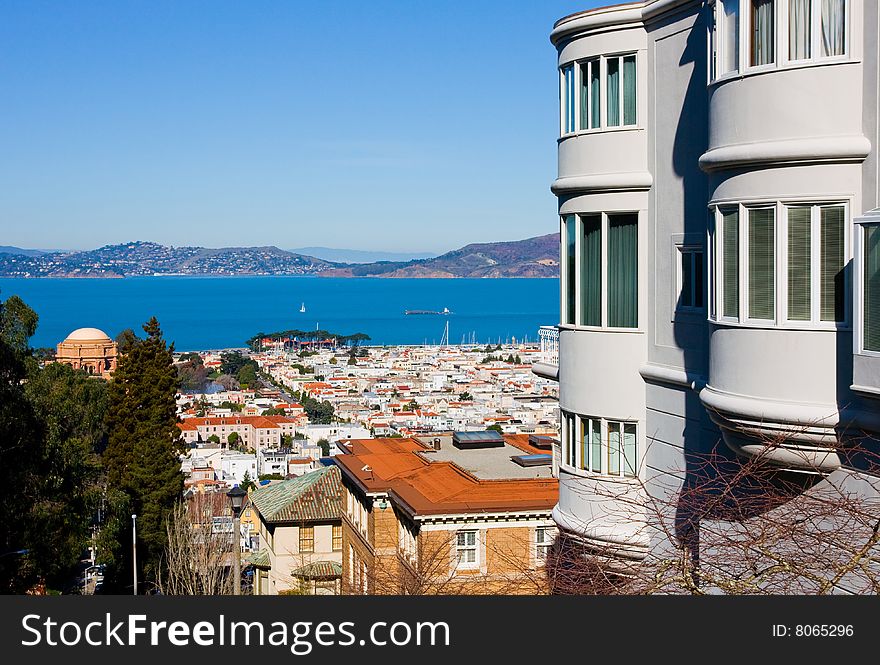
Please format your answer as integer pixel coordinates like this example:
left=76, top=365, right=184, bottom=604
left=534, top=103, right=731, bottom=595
left=335, top=436, right=557, bottom=517
left=175, top=415, right=295, bottom=431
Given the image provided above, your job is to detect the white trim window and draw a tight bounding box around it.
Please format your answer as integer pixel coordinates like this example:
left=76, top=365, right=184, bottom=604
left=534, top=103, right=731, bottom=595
left=711, top=201, right=848, bottom=327
left=559, top=52, right=637, bottom=135
left=535, top=526, right=554, bottom=562
left=677, top=245, right=705, bottom=311
left=562, top=410, right=638, bottom=478
left=455, top=530, right=478, bottom=568
left=560, top=212, right=639, bottom=330
left=750, top=0, right=776, bottom=67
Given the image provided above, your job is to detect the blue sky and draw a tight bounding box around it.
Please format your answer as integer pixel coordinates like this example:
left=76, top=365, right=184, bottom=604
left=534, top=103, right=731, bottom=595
left=0, top=0, right=602, bottom=253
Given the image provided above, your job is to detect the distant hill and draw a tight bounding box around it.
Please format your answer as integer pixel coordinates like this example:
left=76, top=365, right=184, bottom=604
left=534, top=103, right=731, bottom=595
left=0, top=235, right=560, bottom=278
left=0, top=246, right=55, bottom=257
left=0, top=241, right=337, bottom=277
left=319, top=233, right=560, bottom=278
left=289, top=247, right=437, bottom=264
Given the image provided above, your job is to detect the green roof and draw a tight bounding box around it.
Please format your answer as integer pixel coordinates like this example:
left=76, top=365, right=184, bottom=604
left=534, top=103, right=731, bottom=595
left=250, top=466, right=342, bottom=524
left=291, top=561, right=343, bottom=579
left=244, top=549, right=270, bottom=570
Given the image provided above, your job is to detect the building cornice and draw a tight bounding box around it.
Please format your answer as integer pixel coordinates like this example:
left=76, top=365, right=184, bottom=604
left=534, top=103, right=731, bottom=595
left=551, top=171, right=653, bottom=194
left=551, top=0, right=699, bottom=45
left=699, top=135, right=872, bottom=172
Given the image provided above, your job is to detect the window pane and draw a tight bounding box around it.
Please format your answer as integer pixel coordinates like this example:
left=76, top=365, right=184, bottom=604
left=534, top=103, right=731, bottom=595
left=722, top=209, right=740, bottom=318
left=607, top=58, right=620, bottom=127
left=749, top=207, right=775, bottom=320
left=695, top=250, right=704, bottom=307
left=580, top=60, right=600, bottom=130
left=608, top=422, right=621, bottom=475
left=680, top=249, right=693, bottom=308
left=820, top=206, right=845, bottom=322
left=580, top=417, right=589, bottom=470
left=580, top=214, right=602, bottom=326
left=590, top=60, right=601, bottom=128
left=789, top=0, right=811, bottom=59
left=623, top=423, right=637, bottom=477
left=821, top=0, right=846, bottom=56
left=563, top=65, right=575, bottom=133
left=564, top=215, right=576, bottom=324
left=751, top=0, right=775, bottom=66
left=865, top=226, right=880, bottom=352
left=608, top=213, right=638, bottom=327
left=623, top=55, right=636, bottom=125
left=591, top=418, right=602, bottom=473
left=722, top=0, right=740, bottom=73
left=787, top=206, right=812, bottom=320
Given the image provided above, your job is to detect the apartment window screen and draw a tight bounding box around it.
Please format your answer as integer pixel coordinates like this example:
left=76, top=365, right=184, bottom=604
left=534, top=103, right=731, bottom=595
left=607, top=58, right=620, bottom=127
left=579, top=59, right=601, bottom=130
left=608, top=214, right=638, bottom=327
left=721, top=0, right=741, bottom=74
left=562, top=65, right=575, bottom=134
left=623, top=55, right=636, bottom=125
left=821, top=0, right=846, bottom=57
left=722, top=209, right=739, bottom=318
left=748, top=207, right=776, bottom=320
left=563, top=215, right=577, bottom=325
left=789, top=0, right=811, bottom=59
left=820, top=206, right=845, bottom=322
left=580, top=215, right=602, bottom=326
left=579, top=417, right=602, bottom=472
left=865, top=226, right=880, bottom=352
left=751, top=0, right=775, bottom=66
left=787, top=206, right=812, bottom=320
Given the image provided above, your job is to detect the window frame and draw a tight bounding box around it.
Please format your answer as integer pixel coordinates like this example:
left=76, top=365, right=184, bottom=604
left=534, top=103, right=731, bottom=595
left=560, top=211, right=641, bottom=332
left=710, top=199, right=851, bottom=330
left=535, top=526, right=554, bottom=562
left=455, top=529, right=479, bottom=569
left=332, top=524, right=342, bottom=551
left=299, top=525, right=315, bottom=554
left=856, top=221, right=880, bottom=356
left=561, top=410, right=639, bottom=479
left=559, top=51, right=638, bottom=136
left=675, top=243, right=706, bottom=314
left=709, top=0, right=851, bottom=84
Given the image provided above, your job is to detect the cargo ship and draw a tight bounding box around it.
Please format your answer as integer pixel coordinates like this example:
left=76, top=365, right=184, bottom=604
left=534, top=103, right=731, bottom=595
left=405, top=307, right=451, bottom=315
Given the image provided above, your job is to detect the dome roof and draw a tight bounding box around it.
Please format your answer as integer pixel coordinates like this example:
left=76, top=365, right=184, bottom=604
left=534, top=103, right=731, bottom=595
left=65, top=327, right=112, bottom=342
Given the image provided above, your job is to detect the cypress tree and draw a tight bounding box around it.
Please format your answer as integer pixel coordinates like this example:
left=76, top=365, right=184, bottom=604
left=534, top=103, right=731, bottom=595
left=104, top=317, right=183, bottom=588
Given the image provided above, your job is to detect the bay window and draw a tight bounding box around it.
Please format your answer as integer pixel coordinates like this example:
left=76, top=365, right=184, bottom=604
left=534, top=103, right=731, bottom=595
left=712, top=201, right=848, bottom=326
left=712, top=0, right=847, bottom=81
left=560, top=212, right=639, bottom=330
left=561, top=410, right=638, bottom=478
left=559, top=52, right=637, bottom=134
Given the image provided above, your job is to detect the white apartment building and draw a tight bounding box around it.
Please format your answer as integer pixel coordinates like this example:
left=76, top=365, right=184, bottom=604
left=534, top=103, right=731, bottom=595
left=542, top=0, right=880, bottom=585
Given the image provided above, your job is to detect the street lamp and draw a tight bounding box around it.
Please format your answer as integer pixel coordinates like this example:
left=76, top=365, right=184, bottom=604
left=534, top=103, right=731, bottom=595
left=226, top=484, right=246, bottom=595
left=131, top=514, right=137, bottom=596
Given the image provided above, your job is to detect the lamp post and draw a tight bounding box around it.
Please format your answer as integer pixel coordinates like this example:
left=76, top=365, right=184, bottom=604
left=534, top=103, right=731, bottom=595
left=226, top=485, right=246, bottom=595
left=131, top=514, right=137, bottom=596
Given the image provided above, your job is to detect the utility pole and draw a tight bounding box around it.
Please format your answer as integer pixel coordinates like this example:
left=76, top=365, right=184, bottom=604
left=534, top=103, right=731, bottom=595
left=131, top=514, right=137, bottom=595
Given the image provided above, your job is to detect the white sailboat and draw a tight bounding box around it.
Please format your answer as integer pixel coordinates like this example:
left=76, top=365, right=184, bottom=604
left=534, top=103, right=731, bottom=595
left=300, top=302, right=306, bottom=313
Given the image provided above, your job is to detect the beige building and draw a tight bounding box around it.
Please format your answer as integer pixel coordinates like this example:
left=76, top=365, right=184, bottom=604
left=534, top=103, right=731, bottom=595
left=248, top=466, right=343, bottom=595
left=55, top=327, right=117, bottom=379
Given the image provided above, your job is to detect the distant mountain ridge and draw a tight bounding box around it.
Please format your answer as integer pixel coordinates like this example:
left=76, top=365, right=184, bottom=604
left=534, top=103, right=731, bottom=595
left=0, top=234, right=560, bottom=278
left=320, top=233, right=560, bottom=278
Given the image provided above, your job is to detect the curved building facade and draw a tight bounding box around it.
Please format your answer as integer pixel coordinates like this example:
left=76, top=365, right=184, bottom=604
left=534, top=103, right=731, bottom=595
left=548, top=0, right=880, bottom=576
